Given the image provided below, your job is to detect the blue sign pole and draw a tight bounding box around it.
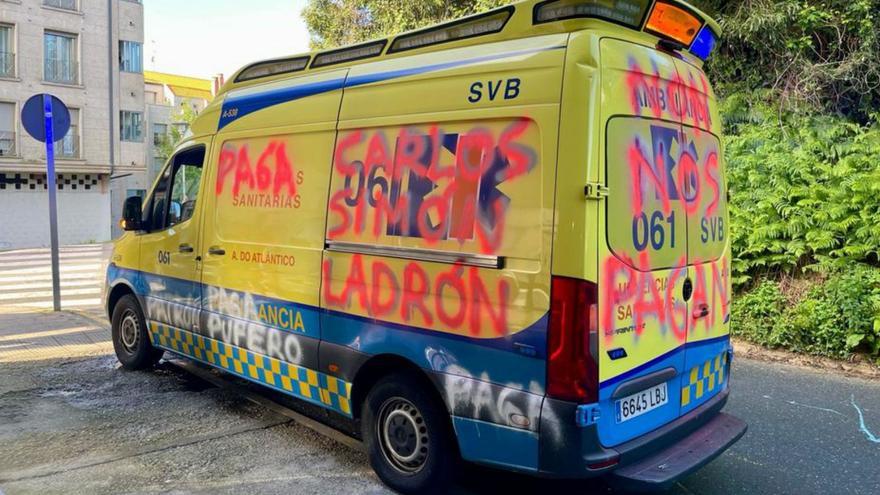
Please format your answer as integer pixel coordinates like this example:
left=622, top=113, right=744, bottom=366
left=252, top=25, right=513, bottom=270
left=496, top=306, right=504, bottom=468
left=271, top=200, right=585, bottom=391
left=43, top=95, right=61, bottom=311
left=21, top=93, right=71, bottom=312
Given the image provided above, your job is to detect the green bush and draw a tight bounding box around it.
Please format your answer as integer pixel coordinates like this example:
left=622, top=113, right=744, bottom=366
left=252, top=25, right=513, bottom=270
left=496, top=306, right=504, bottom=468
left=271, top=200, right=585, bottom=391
left=732, top=264, right=880, bottom=361
left=726, top=114, right=880, bottom=286
left=731, top=280, right=785, bottom=345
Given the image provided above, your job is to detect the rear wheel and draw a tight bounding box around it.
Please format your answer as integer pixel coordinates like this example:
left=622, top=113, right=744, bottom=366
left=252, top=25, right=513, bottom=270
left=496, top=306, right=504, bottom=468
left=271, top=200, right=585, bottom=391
left=111, top=294, right=163, bottom=370
left=362, top=374, right=459, bottom=494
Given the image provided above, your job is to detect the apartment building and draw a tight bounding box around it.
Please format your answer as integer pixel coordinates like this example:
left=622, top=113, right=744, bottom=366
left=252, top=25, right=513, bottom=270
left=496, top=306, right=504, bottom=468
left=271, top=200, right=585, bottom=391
left=144, top=70, right=216, bottom=186
left=0, top=0, right=145, bottom=249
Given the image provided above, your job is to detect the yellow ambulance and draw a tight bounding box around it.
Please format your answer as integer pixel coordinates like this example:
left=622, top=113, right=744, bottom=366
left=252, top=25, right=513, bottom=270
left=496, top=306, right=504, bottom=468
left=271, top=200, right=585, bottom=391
left=106, top=0, right=746, bottom=492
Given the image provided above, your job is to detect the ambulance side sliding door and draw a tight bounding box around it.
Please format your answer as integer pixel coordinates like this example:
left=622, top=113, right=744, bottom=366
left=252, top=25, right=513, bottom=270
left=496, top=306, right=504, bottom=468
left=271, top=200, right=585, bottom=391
left=198, top=69, right=346, bottom=374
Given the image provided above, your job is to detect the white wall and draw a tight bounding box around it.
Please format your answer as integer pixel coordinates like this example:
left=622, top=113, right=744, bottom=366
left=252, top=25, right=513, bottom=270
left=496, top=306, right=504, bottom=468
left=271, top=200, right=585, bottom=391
left=0, top=190, right=111, bottom=249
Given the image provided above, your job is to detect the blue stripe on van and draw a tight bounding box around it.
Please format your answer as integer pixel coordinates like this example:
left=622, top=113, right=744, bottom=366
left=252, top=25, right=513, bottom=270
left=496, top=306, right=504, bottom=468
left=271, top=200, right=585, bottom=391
left=595, top=336, right=732, bottom=447
left=218, top=77, right=347, bottom=129
left=453, top=417, right=539, bottom=472
left=107, top=265, right=548, bottom=386
left=343, top=45, right=566, bottom=89
left=218, top=44, right=566, bottom=129
left=599, top=334, right=732, bottom=388
left=321, top=308, right=546, bottom=387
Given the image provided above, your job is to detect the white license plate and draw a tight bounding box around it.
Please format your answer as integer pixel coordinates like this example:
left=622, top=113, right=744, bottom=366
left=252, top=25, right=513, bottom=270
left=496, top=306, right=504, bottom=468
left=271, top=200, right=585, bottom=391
left=615, top=383, right=669, bottom=423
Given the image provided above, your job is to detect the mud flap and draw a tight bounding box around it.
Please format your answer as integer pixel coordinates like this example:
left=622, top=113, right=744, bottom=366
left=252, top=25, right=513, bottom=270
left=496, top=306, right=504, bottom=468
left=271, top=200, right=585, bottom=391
left=609, top=413, right=747, bottom=492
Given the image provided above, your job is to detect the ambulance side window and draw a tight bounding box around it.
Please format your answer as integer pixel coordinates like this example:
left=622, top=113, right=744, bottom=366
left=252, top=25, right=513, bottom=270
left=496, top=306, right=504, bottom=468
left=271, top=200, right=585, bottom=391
left=145, top=163, right=173, bottom=232
left=143, top=146, right=206, bottom=232
left=167, top=147, right=205, bottom=227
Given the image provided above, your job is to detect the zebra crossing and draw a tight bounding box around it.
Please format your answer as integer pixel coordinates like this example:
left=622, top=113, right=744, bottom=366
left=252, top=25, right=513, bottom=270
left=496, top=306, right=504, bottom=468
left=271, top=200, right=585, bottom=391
left=0, top=244, right=110, bottom=314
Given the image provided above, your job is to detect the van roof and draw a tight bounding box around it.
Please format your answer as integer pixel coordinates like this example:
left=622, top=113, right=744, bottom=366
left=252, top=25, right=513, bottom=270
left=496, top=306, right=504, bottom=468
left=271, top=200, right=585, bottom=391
left=218, top=0, right=720, bottom=97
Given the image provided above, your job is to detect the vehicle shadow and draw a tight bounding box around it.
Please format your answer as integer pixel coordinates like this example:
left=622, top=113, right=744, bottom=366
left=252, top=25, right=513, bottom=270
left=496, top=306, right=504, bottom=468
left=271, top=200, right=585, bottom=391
left=452, top=463, right=623, bottom=495
left=164, top=360, right=665, bottom=495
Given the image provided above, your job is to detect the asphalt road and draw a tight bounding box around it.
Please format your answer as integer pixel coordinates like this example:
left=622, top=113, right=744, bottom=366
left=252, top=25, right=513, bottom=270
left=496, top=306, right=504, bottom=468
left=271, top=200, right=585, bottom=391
left=1, top=351, right=878, bottom=495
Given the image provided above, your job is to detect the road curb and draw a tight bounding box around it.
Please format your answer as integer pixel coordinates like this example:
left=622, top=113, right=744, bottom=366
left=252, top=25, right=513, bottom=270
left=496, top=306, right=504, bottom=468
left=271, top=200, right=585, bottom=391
left=734, top=337, right=880, bottom=381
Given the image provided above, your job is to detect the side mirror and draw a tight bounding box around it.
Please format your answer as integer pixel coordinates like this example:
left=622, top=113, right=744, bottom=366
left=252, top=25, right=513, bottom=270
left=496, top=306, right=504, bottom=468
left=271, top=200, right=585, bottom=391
left=121, top=196, right=143, bottom=231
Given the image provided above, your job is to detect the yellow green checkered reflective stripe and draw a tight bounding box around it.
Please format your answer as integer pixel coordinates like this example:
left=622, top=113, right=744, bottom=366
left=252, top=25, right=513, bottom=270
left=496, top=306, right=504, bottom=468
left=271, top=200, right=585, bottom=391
left=681, top=352, right=728, bottom=407
left=149, top=322, right=352, bottom=416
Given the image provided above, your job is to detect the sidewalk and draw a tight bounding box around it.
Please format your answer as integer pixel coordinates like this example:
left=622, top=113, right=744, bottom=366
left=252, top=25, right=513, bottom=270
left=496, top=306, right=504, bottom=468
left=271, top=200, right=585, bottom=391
left=0, top=309, right=111, bottom=363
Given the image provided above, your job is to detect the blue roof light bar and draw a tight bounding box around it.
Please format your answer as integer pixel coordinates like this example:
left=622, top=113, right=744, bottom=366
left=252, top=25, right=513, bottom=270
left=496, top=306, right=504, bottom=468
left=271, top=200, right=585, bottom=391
left=690, top=24, right=718, bottom=61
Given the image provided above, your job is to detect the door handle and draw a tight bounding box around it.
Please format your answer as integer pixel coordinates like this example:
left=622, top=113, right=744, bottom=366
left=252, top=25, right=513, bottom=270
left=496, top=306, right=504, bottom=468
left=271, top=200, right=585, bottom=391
left=693, top=304, right=710, bottom=320
left=208, top=246, right=226, bottom=256
left=178, top=243, right=194, bottom=254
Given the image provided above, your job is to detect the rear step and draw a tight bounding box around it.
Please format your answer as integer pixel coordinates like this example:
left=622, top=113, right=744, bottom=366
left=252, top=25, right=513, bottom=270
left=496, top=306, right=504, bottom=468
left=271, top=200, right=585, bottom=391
left=610, top=413, right=747, bottom=492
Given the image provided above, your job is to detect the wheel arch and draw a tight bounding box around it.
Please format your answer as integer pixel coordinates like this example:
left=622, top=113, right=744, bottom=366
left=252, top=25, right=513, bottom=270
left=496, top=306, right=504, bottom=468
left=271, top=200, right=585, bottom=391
left=106, top=281, right=138, bottom=320
left=350, top=354, right=450, bottom=422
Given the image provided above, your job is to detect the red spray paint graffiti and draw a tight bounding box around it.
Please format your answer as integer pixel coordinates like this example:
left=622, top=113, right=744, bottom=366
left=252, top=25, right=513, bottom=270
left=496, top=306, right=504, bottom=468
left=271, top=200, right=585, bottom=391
left=626, top=57, right=713, bottom=133
left=322, top=254, right=511, bottom=336
left=601, top=253, right=730, bottom=345
left=604, top=96, right=728, bottom=346
left=327, top=120, right=537, bottom=255
left=625, top=125, right=724, bottom=248
left=216, top=140, right=305, bottom=209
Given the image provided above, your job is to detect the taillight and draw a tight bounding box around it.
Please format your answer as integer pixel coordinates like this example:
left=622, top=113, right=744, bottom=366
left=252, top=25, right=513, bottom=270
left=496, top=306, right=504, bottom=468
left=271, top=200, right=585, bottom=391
left=547, top=276, right=599, bottom=403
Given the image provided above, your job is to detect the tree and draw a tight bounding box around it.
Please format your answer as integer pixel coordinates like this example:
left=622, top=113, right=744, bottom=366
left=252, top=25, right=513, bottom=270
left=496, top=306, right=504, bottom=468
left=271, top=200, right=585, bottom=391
left=302, top=0, right=506, bottom=49
left=155, top=104, right=198, bottom=160
left=304, top=0, right=880, bottom=121
left=691, top=0, right=880, bottom=122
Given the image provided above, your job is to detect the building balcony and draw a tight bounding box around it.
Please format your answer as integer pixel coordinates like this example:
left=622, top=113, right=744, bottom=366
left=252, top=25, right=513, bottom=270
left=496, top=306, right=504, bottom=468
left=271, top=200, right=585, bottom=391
left=44, top=59, right=79, bottom=85
left=0, top=131, right=16, bottom=157
left=0, top=52, right=14, bottom=78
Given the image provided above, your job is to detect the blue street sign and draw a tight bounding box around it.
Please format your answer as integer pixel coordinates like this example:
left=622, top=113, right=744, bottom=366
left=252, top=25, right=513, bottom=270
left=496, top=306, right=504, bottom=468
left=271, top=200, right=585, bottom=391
left=21, top=93, right=69, bottom=311
left=22, top=94, right=70, bottom=143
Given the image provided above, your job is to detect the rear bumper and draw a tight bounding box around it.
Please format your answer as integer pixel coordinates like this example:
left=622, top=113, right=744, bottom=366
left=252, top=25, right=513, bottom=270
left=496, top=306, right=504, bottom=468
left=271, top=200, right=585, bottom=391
left=610, top=412, right=746, bottom=491
left=538, top=388, right=745, bottom=488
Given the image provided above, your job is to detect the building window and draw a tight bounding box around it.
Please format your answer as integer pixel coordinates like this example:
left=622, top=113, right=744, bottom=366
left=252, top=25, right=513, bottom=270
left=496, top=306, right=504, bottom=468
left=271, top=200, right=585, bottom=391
left=153, top=123, right=168, bottom=146
left=44, top=0, right=78, bottom=11
left=0, top=102, right=16, bottom=157
left=119, top=41, right=143, bottom=73
left=152, top=155, right=167, bottom=171
left=57, top=108, right=79, bottom=158
left=0, top=24, right=14, bottom=78
left=44, top=31, right=78, bottom=84
left=120, top=111, right=144, bottom=142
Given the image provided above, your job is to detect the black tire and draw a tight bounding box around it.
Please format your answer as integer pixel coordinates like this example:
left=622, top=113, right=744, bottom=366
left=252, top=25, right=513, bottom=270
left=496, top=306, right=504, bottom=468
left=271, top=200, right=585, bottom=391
left=111, top=294, right=163, bottom=370
left=362, top=373, right=459, bottom=494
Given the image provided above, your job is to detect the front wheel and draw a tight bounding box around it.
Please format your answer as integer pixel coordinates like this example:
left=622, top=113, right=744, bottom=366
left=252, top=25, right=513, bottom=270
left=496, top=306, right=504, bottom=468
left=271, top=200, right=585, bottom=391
left=362, top=374, right=459, bottom=495
left=111, top=294, right=163, bottom=370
